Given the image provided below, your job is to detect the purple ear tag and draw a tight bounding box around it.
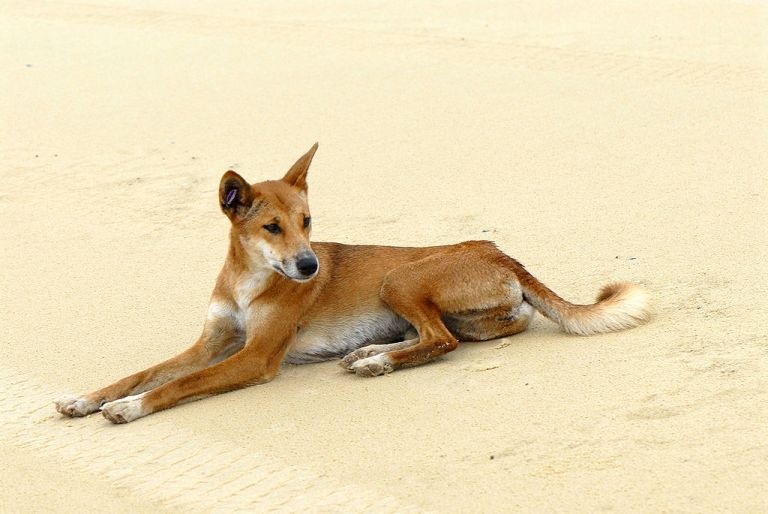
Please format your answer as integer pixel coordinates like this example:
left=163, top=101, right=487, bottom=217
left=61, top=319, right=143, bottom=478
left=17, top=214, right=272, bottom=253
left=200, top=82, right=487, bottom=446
left=225, top=188, right=238, bottom=206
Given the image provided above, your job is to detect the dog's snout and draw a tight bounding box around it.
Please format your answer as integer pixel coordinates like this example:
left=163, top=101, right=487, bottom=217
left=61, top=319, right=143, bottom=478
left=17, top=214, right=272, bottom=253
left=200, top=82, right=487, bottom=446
left=296, top=253, right=318, bottom=277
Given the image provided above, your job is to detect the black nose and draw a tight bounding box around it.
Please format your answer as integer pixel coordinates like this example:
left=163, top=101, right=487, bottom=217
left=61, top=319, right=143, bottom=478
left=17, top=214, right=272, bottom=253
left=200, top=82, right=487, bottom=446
left=296, top=254, right=318, bottom=276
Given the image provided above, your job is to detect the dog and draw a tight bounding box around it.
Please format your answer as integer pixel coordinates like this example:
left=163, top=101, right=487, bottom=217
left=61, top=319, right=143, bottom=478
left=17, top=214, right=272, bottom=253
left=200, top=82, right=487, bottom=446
left=55, top=143, right=651, bottom=423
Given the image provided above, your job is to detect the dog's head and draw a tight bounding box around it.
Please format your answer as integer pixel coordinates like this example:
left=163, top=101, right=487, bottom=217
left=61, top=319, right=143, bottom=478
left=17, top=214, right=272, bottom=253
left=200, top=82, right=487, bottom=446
left=219, top=143, right=319, bottom=282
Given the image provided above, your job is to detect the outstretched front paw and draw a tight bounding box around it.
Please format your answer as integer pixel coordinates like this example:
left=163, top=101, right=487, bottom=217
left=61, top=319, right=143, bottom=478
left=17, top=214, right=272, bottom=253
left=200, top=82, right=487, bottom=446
left=101, top=393, right=146, bottom=424
left=54, top=395, right=101, bottom=417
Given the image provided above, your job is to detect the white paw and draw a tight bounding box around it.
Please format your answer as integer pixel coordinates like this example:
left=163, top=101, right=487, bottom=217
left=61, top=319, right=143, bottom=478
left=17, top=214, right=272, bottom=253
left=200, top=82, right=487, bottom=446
left=350, top=354, right=394, bottom=377
left=101, top=393, right=146, bottom=424
left=340, top=346, right=382, bottom=370
left=54, top=394, right=100, bottom=417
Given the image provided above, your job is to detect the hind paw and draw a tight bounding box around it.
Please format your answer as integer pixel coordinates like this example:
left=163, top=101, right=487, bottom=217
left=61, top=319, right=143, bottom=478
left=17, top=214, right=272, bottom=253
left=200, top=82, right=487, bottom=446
left=340, top=346, right=384, bottom=370
left=349, top=355, right=394, bottom=377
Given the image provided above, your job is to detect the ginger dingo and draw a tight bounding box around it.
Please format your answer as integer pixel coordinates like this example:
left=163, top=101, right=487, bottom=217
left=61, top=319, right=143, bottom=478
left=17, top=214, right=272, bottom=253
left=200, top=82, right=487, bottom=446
left=55, top=144, right=650, bottom=423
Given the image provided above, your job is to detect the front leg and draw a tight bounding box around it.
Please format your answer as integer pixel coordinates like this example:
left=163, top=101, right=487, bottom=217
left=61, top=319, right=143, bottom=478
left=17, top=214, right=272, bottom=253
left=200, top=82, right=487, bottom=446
left=55, top=299, right=243, bottom=417
left=102, top=331, right=292, bottom=424
left=54, top=345, right=212, bottom=417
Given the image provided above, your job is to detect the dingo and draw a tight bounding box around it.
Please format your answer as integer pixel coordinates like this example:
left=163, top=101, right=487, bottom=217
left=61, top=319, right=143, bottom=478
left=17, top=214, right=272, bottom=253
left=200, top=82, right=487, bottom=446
left=55, top=144, right=650, bottom=423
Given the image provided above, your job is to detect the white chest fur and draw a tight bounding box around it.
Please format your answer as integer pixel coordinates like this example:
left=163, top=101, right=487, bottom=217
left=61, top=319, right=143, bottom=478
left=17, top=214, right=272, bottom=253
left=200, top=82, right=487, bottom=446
left=234, top=268, right=274, bottom=313
left=206, top=268, right=274, bottom=338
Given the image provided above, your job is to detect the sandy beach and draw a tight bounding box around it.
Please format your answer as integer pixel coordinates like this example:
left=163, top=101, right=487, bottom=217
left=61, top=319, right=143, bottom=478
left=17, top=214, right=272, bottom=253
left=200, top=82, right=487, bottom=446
left=1, top=1, right=766, bottom=511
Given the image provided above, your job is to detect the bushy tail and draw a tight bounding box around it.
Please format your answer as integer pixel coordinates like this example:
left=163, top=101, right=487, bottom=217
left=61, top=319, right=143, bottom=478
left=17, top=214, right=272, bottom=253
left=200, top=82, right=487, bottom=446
left=513, top=265, right=651, bottom=336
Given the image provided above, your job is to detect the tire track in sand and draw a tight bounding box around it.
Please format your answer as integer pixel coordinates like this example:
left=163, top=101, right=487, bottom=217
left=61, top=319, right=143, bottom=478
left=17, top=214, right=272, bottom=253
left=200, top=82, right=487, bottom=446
left=0, top=367, right=421, bottom=513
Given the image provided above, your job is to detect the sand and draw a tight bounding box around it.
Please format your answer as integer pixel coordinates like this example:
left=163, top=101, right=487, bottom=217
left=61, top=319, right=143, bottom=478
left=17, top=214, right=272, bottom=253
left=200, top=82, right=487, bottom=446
left=1, top=0, right=766, bottom=512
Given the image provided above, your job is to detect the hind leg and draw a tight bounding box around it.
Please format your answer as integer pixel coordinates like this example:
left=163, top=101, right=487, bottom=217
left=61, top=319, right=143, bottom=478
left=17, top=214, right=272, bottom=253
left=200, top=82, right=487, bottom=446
left=351, top=242, right=522, bottom=376
left=348, top=305, right=533, bottom=376
left=443, top=301, right=535, bottom=341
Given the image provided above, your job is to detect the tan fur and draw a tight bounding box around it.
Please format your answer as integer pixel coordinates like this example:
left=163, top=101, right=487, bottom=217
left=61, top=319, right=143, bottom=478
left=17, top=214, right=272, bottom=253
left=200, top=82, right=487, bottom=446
left=55, top=144, right=651, bottom=423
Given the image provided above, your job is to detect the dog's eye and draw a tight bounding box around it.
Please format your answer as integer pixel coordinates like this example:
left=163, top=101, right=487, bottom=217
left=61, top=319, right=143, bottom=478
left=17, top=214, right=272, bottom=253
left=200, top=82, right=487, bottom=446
left=263, top=223, right=281, bottom=234
left=303, top=216, right=311, bottom=228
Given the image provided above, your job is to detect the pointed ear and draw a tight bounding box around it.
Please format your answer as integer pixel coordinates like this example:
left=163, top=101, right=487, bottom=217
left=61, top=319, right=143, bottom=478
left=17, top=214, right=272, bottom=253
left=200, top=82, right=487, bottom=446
left=282, top=142, right=318, bottom=192
left=219, top=170, right=254, bottom=221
